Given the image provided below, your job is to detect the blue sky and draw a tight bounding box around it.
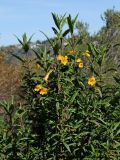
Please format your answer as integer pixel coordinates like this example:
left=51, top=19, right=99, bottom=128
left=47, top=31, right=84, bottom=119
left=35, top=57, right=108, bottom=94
left=0, top=0, right=120, bottom=46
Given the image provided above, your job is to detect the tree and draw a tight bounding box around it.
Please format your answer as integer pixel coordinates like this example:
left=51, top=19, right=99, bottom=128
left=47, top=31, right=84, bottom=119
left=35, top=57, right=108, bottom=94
left=76, top=21, right=90, bottom=51
left=93, top=9, right=120, bottom=65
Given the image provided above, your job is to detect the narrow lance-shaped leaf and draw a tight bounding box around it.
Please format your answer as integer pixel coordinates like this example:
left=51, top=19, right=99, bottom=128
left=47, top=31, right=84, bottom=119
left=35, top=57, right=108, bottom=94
left=60, top=13, right=67, bottom=27
left=69, top=90, right=79, bottom=105
left=28, top=33, right=34, bottom=43
left=63, top=29, right=70, bottom=37
left=14, top=34, right=23, bottom=45
left=40, top=31, right=54, bottom=48
left=33, top=49, right=41, bottom=60
left=53, top=42, right=60, bottom=55
left=52, top=27, right=58, bottom=35
left=22, top=33, right=27, bottom=44
left=52, top=13, right=60, bottom=30
left=67, top=15, right=73, bottom=34
left=31, top=77, right=42, bottom=82
left=73, top=14, right=79, bottom=24
left=113, top=76, right=120, bottom=84
left=12, top=53, right=25, bottom=63
left=63, top=142, right=71, bottom=153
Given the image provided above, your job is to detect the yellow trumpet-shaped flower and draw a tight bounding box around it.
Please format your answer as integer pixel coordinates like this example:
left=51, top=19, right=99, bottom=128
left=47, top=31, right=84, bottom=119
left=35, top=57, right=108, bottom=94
left=76, top=58, right=82, bottom=63
left=69, top=50, right=76, bottom=55
left=79, top=62, right=84, bottom=68
left=57, top=55, right=68, bottom=65
left=34, top=84, right=43, bottom=92
left=43, top=69, right=53, bottom=83
left=88, top=76, right=96, bottom=86
left=35, top=63, right=41, bottom=69
left=39, top=88, right=48, bottom=95
left=76, top=58, right=83, bottom=68
left=86, top=50, right=89, bottom=53
left=82, top=50, right=91, bottom=57
left=61, top=56, right=68, bottom=65
left=34, top=84, right=48, bottom=95
left=57, top=54, right=63, bottom=61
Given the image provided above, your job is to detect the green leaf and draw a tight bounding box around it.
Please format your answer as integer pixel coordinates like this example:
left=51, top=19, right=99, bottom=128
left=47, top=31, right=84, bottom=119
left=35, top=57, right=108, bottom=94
left=33, top=49, right=41, bottom=60
left=52, top=13, right=60, bottom=30
left=28, top=33, right=34, bottom=42
left=76, top=38, right=82, bottom=45
left=103, top=68, right=117, bottom=74
left=40, top=31, right=54, bottom=48
left=95, top=88, right=102, bottom=98
left=69, top=90, right=79, bottom=105
left=73, top=14, right=79, bottom=24
left=31, top=77, right=42, bottom=82
left=14, top=34, right=23, bottom=45
left=113, top=76, right=120, bottom=84
left=88, top=43, right=96, bottom=57
left=53, top=42, right=60, bottom=55
left=112, top=122, right=120, bottom=132
left=91, top=144, right=95, bottom=153
left=22, top=33, right=27, bottom=43
left=22, top=43, right=29, bottom=52
left=12, top=53, right=25, bottom=62
left=56, top=102, right=60, bottom=111
left=61, top=78, right=74, bottom=85
left=113, top=43, right=120, bottom=48
left=67, top=15, right=73, bottom=34
left=97, top=117, right=107, bottom=125
left=61, top=14, right=67, bottom=28
left=63, top=29, right=70, bottom=37
left=113, top=141, right=120, bottom=148
left=63, top=142, right=71, bottom=153
left=52, top=27, right=58, bottom=35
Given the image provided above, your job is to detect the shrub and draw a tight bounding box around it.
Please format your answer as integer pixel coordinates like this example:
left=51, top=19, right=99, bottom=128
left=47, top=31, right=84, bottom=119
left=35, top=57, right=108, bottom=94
left=0, top=13, right=120, bottom=160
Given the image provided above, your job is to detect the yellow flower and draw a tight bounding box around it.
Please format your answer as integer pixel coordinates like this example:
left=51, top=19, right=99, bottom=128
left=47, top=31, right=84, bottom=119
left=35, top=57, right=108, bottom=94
left=34, top=84, right=43, bottom=92
left=57, top=54, right=63, bottom=61
left=82, top=50, right=91, bottom=57
left=69, top=50, right=76, bottom=55
left=79, top=62, right=84, bottom=68
left=43, top=69, right=53, bottom=83
left=86, top=53, right=91, bottom=57
left=86, top=50, right=89, bottom=53
left=88, top=76, right=96, bottom=86
left=57, top=55, right=68, bottom=65
left=35, top=63, right=41, bottom=69
left=61, top=56, right=68, bottom=65
left=39, top=88, right=48, bottom=95
left=76, top=58, right=82, bottom=63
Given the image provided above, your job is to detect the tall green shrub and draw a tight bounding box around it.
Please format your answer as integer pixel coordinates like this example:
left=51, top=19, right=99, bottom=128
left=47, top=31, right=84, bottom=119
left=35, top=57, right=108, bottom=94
left=0, top=13, right=119, bottom=160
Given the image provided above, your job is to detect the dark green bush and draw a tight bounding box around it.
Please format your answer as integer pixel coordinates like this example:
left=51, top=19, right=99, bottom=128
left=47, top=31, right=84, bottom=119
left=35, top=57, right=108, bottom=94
left=0, top=13, right=120, bottom=160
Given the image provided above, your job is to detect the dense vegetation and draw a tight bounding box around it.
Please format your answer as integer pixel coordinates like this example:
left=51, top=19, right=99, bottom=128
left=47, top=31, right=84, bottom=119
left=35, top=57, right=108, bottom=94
left=0, top=9, right=120, bottom=159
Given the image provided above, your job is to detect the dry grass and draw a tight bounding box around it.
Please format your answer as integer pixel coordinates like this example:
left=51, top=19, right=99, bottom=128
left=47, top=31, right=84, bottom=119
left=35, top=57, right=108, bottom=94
left=0, top=63, right=21, bottom=102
